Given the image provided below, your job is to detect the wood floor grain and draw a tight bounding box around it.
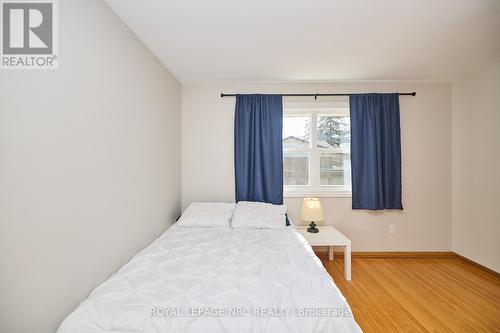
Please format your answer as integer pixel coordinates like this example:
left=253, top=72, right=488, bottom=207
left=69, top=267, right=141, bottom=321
left=321, top=256, right=500, bottom=332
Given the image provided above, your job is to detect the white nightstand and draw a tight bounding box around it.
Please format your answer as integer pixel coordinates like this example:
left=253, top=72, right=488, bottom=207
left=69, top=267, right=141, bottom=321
left=297, top=226, right=352, bottom=281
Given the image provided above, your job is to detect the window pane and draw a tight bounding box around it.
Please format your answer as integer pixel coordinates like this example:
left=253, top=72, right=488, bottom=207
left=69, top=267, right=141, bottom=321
left=283, top=116, right=310, bottom=149
left=320, top=153, right=351, bottom=185
left=284, top=152, right=309, bottom=185
left=317, top=115, right=350, bottom=148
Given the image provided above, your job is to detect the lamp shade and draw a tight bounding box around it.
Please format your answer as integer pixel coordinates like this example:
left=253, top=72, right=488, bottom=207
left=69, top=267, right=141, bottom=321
left=300, top=198, right=324, bottom=222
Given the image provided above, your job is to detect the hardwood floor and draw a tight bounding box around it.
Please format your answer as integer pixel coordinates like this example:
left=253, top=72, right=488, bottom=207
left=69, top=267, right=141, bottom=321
left=321, top=256, right=500, bottom=332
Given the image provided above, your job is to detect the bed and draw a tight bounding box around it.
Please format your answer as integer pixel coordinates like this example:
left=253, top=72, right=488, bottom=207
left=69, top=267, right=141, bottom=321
left=58, top=222, right=362, bottom=332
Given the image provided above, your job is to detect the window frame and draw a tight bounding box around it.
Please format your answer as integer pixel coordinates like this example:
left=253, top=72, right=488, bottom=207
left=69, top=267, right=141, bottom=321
left=283, top=101, right=352, bottom=198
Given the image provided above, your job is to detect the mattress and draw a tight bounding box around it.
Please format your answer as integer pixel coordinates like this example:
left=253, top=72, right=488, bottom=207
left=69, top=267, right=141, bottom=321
left=58, top=225, right=362, bottom=333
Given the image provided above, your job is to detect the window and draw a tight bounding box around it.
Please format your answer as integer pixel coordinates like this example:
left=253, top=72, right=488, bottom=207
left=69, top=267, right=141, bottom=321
left=283, top=102, right=351, bottom=196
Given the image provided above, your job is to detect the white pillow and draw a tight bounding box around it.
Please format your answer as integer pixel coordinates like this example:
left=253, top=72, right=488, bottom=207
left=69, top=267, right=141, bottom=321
left=177, top=202, right=235, bottom=228
left=231, top=201, right=287, bottom=229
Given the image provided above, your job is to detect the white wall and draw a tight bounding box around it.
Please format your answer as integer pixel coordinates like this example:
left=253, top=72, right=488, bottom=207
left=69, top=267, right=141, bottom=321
left=182, top=82, right=452, bottom=251
left=0, top=1, right=182, bottom=332
left=451, top=61, right=500, bottom=272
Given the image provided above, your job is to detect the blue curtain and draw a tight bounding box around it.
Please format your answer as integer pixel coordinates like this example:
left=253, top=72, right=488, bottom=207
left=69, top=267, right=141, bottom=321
left=350, top=93, right=403, bottom=210
left=234, top=94, right=283, bottom=205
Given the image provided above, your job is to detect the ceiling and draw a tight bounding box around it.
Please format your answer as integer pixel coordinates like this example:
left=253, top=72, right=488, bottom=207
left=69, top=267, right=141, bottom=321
left=106, top=0, right=500, bottom=83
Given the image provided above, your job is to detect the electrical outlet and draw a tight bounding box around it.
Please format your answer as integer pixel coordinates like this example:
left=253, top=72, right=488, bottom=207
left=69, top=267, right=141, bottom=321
left=389, top=224, right=396, bottom=234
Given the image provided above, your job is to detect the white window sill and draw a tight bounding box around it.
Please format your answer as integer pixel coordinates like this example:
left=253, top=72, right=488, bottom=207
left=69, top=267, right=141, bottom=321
left=284, top=192, right=352, bottom=198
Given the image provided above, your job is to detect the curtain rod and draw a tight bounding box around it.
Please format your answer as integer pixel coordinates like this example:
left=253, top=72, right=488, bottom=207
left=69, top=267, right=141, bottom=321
left=220, top=92, right=416, bottom=100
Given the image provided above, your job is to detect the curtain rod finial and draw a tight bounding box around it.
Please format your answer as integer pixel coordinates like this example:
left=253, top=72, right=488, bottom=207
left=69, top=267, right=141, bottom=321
left=411, top=92, right=416, bottom=96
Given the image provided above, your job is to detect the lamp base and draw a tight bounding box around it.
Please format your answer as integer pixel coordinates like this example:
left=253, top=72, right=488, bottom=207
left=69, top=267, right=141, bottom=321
left=307, top=221, right=319, bottom=233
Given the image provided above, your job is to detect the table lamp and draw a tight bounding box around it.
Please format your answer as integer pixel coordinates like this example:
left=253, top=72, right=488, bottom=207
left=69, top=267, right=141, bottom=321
left=301, top=198, right=324, bottom=233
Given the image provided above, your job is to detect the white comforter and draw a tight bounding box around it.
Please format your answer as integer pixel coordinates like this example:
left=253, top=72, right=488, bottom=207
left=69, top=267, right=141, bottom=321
left=58, top=225, right=362, bottom=333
